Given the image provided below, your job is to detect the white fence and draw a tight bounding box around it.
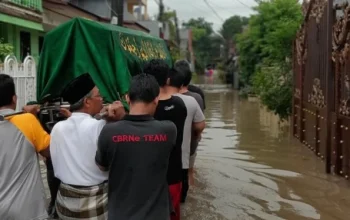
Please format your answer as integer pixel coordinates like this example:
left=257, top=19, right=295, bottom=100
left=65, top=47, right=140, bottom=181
left=0, top=55, right=37, bottom=111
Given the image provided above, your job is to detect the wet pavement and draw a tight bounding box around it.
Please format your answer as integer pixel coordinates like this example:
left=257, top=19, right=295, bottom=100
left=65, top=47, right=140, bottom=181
left=41, top=83, right=350, bottom=220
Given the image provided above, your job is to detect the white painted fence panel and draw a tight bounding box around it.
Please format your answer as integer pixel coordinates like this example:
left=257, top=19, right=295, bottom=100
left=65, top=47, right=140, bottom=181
left=0, top=55, right=37, bottom=111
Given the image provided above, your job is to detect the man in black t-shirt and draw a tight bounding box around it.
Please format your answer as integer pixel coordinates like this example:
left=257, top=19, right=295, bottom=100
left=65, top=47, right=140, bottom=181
left=143, top=59, right=187, bottom=220
left=95, top=74, right=177, bottom=220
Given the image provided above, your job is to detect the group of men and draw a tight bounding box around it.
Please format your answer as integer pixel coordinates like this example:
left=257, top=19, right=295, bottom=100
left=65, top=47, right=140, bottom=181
left=0, top=58, right=205, bottom=220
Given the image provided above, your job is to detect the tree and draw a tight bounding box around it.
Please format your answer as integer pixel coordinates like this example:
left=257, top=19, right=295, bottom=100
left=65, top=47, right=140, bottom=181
left=220, top=15, right=248, bottom=39
left=158, top=10, right=180, bottom=62
left=220, top=15, right=249, bottom=48
left=183, top=18, right=223, bottom=73
left=236, top=0, right=302, bottom=120
left=183, top=18, right=214, bottom=36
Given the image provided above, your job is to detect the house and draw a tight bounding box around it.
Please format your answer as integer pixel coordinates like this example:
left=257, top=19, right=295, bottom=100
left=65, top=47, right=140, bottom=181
left=0, top=0, right=44, bottom=62
left=126, top=0, right=149, bottom=21
left=179, top=28, right=195, bottom=71
left=139, top=21, right=195, bottom=68
left=42, top=0, right=110, bottom=33
left=139, top=20, right=177, bottom=56
left=68, top=0, right=150, bottom=33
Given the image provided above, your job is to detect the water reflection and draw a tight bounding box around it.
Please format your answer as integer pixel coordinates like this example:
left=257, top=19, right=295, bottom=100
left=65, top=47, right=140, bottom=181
left=182, top=85, right=350, bottom=220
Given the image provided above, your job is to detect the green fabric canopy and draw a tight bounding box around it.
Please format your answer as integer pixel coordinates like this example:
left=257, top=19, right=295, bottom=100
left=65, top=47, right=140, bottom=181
left=37, top=17, right=172, bottom=104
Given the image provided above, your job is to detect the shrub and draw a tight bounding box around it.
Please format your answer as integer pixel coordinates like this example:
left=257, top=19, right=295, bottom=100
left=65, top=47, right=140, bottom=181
left=252, top=61, right=292, bottom=120
left=0, top=38, right=13, bottom=62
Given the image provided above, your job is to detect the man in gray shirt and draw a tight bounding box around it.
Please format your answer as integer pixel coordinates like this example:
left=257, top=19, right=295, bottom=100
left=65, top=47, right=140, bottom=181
left=174, top=60, right=205, bottom=188
left=170, top=64, right=205, bottom=204
left=0, top=74, right=51, bottom=220
left=174, top=61, right=204, bottom=112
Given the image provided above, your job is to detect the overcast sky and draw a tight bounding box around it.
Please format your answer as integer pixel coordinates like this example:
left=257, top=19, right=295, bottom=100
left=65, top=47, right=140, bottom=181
left=146, top=0, right=257, bottom=31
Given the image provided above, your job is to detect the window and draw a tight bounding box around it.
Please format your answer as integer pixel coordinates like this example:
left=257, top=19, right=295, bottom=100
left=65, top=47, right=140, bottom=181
left=20, top=31, right=31, bottom=62
left=39, top=36, right=44, bottom=55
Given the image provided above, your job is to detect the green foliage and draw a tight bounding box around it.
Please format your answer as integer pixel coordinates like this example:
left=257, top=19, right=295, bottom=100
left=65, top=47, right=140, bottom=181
left=252, top=61, right=292, bottom=120
left=0, top=38, right=13, bottom=62
left=220, top=15, right=248, bottom=40
left=159, top=11, right=177, bottom=42
left=183, top=18, right=213, bottom=35
left=216, top=62, right=226, bottom=83
left=157, top=11, right=185, bottom=61
left=192, top=28, right=207, bottom=41
left=220, top=15, right=249, bottom=58
left=169, top=45, right=181, bottom=63
left=159, top=11, right=176, bottom=22
left=235, top=0, right=302, bottom=119
left=236, top=28, right=261, bottom=85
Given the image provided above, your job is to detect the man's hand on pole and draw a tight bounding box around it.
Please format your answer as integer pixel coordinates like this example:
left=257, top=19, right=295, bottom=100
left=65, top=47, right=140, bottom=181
left=22, top=105, right=40, bottom=115
left=105, top=101, right=126, bottom=121
left=60, top=108, right=72, bottom=118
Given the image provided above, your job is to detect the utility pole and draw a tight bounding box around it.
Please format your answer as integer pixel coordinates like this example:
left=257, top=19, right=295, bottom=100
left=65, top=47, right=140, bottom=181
left=174, top=10, right=180, bottom=46
left=138, top=0, right=142, bottom=21
left=158, top=0, right=164, bottom=21
left=111, top=0, right=124, bottom=26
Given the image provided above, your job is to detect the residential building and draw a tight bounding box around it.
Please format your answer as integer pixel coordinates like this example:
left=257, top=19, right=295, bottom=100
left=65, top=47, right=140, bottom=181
left=67, top=0, right=150, bottom=32
left=42, top=0, right=110, bottom=34
left=138, top=21, right=160, bottom=37
left=139, top=19, right=194, bottom=68
left=126, top=0, right=149, bottom=20
left=0, top=0, right=44, bottom=62
left=179, top=28, right=194, bottom=71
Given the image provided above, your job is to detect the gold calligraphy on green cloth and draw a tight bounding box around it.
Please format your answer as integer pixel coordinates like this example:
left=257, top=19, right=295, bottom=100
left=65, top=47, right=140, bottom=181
left=119, top=33, right=168, bottom=61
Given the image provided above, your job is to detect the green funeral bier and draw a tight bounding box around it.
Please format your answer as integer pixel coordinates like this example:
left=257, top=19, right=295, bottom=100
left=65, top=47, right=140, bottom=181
left=37, top=17, right=172, bottom=106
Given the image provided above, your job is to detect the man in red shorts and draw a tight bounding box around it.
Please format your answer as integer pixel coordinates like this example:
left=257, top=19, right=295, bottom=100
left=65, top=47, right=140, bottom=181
left=143, top=59, right=188, bottom=220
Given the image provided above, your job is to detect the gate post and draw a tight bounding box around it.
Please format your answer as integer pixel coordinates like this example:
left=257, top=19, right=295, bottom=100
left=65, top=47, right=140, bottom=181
left=299, top=46, right=305, bottom=143
left=325, top=0, right=334, bottom=174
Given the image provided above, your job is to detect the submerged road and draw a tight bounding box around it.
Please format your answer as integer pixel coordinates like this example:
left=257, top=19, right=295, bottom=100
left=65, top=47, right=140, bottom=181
left=181, top=84, right=350, bottom=220
left=41, top=83, right=350, bottom=220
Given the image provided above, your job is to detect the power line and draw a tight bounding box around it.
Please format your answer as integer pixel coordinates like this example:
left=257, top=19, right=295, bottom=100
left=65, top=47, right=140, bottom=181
left=105, top=0, right=118, bottom=16
left=154, top=0, right=208, bottom=16
left=233, top=0, right=251, bottom=8
left=208, top=1, right=248, bottom=13
left=203, top=0, right=224, bottom=22
left=187, top=2, right=209, bottom=15
left=152, top=0, right=224, bottom=33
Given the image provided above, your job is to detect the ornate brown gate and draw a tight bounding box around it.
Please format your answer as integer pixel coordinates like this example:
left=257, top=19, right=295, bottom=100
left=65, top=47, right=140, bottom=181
left=293, top=0, right=350, bottom=179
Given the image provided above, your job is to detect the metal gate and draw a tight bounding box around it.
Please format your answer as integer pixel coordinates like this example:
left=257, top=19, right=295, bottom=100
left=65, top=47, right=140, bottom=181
left=293, top=0, right=350, bottom=179
left=0, top=55, right=37, bottom=111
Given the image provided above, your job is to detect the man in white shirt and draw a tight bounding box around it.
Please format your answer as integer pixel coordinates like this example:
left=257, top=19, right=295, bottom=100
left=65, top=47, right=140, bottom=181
left=50, top=73, right=126, bottom=220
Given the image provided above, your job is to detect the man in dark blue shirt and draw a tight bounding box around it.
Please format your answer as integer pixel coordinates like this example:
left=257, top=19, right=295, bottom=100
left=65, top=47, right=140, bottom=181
left=95, top=74, right=177, bottom=220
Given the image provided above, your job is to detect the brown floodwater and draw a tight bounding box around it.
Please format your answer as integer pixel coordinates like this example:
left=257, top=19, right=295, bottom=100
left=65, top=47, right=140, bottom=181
left=181, top=84, right=350, bottom=220
left=41, top=83, right=350, bottom=220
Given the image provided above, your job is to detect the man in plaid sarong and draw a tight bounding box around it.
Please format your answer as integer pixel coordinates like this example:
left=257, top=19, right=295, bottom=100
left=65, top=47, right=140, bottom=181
left=50, top=73, right=126, bottom=220
left=56, top=182, right=108, bottom=220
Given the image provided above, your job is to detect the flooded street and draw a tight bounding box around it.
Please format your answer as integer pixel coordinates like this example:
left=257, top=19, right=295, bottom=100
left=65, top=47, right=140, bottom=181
left=40, top=83, right=350, bottom=220
left=181, top=84, right=350, bottom=220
